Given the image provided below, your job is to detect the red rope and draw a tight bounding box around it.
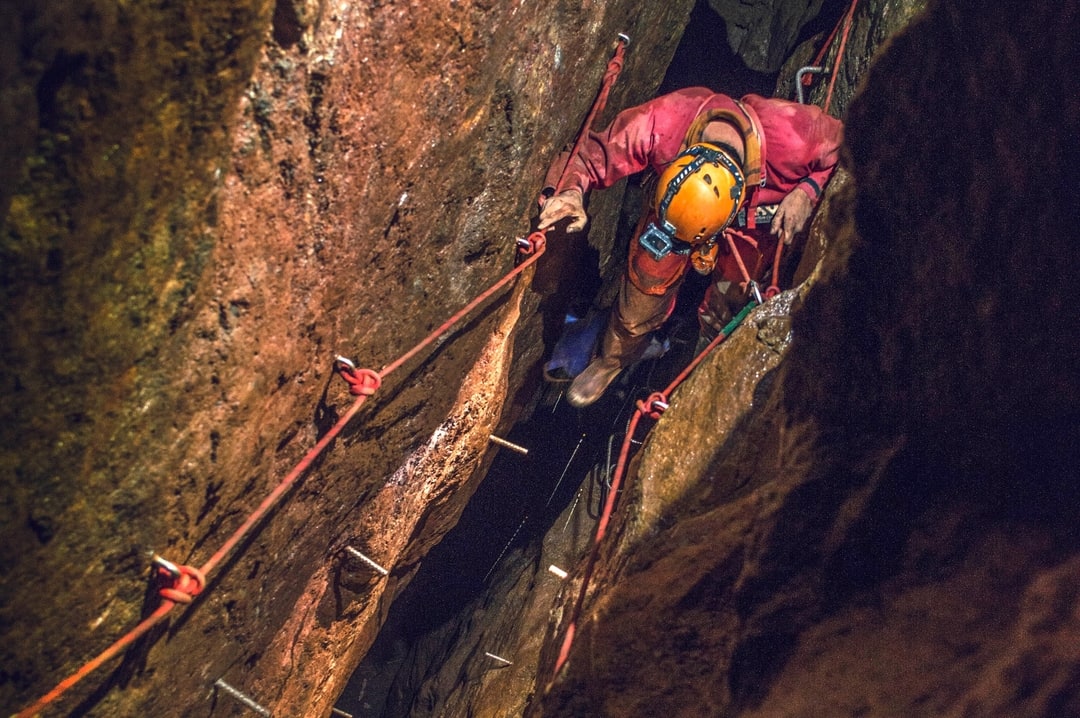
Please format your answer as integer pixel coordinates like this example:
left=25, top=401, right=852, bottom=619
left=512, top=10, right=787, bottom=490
left=197, top=389, right=374, bottom=578
left=799, top=0, right=858, bottom=115
left=553, top=305, right=752, bottom=675
left=553, top=406, right=641, bottom=674
left=15, top=603, right=177, bottom=718
left=766, top=236, right=785, bottom=299
left=21, top=33, right=623, bottom=715
left=377, top=232, right=546, bottom=380
left=17, top=236, right=547, bottom=718
left=553, top=37, right=629, bottom=195
left=823, top=0, right=858, bottom=114
left=805, top=6, right=844, bottom=77
left=724, top=229, right=755, bottom=289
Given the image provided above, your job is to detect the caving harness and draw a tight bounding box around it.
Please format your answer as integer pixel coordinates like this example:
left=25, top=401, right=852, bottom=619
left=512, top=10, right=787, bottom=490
left=637, top=100, right=774, bottom=283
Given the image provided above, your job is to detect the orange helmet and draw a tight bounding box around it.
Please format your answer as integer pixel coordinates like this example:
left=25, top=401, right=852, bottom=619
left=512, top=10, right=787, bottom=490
left=653, top=143, right=746, bottom=244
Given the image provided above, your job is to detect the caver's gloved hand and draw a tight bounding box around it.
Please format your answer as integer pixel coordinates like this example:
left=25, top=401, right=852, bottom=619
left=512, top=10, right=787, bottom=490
left=537, top=188, right=588, bottom=233
left=770, top=187, right=813, bottom=245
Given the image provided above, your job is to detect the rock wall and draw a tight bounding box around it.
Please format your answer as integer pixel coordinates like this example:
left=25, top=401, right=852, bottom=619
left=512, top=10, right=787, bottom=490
left=709, top=0, right=828, bottom=73
left=1, top=0, right=695, bottom=716
left=347, top=1, right=919, bottom=715
left=534, top=0, right=1080, bottom=715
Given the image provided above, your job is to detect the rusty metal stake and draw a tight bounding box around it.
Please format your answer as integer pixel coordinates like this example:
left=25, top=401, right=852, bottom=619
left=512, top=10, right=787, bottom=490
left=489, top=435, right=529, bottom=455
left=214, top=679, right=271, bottom=716
left=150, top=553, right=181, bottom=578
left=345, top=546, right=389, bottom=576
left=484, top=652, right=513, bottom=666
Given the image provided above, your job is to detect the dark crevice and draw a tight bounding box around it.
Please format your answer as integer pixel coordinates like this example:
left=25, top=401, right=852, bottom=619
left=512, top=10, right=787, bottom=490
left=272, top=0, right=303, bottom=48
left=331, top=0, right=887, bottom=715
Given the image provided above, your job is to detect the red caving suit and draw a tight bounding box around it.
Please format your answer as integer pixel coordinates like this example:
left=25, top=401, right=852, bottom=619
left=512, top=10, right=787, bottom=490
left=544, top=87, right=844, bottom=361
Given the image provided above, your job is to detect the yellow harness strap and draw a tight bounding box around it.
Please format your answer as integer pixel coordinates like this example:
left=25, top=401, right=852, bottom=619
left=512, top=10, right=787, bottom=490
left=680, top=100, right=768, bottom=273
left=681, top=101, right=766, bottom=189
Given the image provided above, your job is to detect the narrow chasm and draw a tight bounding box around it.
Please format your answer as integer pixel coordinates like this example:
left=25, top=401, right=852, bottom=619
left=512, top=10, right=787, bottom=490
left=338, top=291, right=711, bottom=718
left=334, top=8, right=827, bottom=713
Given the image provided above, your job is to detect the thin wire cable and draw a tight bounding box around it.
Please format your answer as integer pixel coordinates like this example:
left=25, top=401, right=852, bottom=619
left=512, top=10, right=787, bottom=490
left=553, top=301, right=756, bottom=675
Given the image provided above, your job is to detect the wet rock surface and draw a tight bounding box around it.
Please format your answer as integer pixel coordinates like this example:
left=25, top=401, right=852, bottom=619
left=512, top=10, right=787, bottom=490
left=3, top=0, right=1078, bottom=717
left=2, top=0, right=694, bottom=715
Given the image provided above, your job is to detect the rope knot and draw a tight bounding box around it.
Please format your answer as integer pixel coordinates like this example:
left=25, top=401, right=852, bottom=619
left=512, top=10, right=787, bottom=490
left=335, top=356, right=382, bottom=396
left=343, top=367, right=381, bottom=396
left=603, top=56, right=624, bottom=82
left=602, top=36, right=629, bottom=82
left=517, top=231, right=546, bottom=256
left=636, top=392, right=669, bottom=420
left=153, top=556, right=206, bottom=604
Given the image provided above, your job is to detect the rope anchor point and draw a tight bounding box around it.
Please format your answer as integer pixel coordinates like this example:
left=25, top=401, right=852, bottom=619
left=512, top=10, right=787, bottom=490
left=334, top=354, right=382, bottom=396
left=152, top=554, right=205, bottom=604
left=636, top=392, right=669, bottom=420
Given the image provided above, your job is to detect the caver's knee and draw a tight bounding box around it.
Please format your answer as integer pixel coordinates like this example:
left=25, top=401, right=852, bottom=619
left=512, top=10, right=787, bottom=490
left=615, top=279, right=677, bottom=338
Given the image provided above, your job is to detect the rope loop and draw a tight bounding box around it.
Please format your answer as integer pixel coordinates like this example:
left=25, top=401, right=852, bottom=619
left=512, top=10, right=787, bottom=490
left=518, top=231, right=547, bottom=256
left=335, top=357, right=382, bottom=396
left=156, top=563, right=206, bottom=604
left=723, top=230, right=755, bottom=288
left=767, top=229, right=786, bottom=300
left=636, top=392, right=669, bottom=420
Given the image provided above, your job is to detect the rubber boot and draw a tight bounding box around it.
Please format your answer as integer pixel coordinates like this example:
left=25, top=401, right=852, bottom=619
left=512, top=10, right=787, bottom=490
left=566, top=317, right=648, bottom=408
left=566, top=355, right=624, bottom=408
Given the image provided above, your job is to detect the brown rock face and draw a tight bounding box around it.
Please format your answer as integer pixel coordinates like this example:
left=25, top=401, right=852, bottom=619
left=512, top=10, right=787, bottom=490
left=5, top=0, right=1078, bottom=717
left=2, top=0, right=696, bottom=716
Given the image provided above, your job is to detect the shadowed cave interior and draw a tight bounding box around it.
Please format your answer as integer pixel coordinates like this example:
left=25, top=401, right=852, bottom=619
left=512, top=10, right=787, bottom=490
left=337, top=4, right=840, bottom=714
